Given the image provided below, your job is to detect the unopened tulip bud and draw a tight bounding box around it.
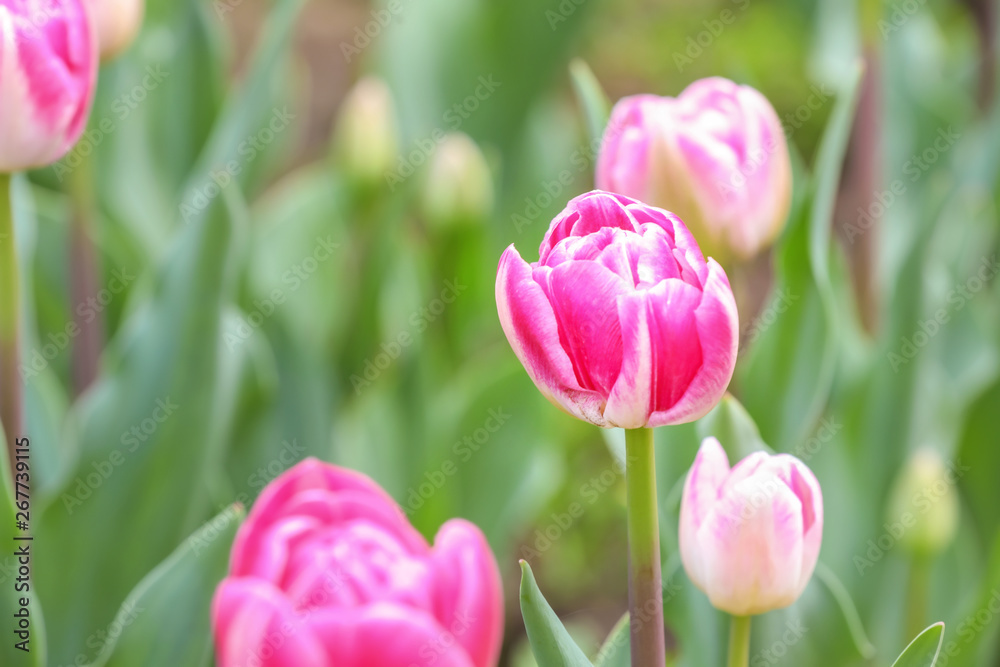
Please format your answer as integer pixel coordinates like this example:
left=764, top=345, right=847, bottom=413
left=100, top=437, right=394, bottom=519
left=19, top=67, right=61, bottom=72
left=496, top=191, right=738, bottom=428
left=680, top=438, right=824, bottom=616
left=333, top=77, right=398, bottom=187
left=597, top=77, right=792, bottom=264
left=0, top=0, right=98, bottom=172
left=421, top=133, right=493, bottom=229
left=91, top=0, right=144, bottom=61
left=888, top=448, right=959, bottom=558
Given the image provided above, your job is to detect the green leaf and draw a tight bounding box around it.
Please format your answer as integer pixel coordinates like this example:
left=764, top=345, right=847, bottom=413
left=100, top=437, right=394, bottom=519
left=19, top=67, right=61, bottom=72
left=593, top=613, right=629, bottom=667
left=569, top=59, right=610, bottom=147
left=891, top=623, right=944, bottom=667
left=92, top=504, right=244, bottom=667
left=519, top=560, right=593, bottom=667
left=738, top=64, right=864, bottom=453
left=0, top=429, right=47, bottom=667
left=696, top=393, right=772, bottom=460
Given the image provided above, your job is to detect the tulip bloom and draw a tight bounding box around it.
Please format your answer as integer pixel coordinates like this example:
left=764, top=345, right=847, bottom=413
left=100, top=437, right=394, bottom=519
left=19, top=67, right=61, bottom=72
left=91, top=0, right=143, bottom=60
left=680, top=438, right=823, bottom=616
left=212, top=459, right=504, bottom=667
left=596, top=77, right=792, bottom=262
left=496, top=190, right=738, bottom=429
left=0, top=0, right=97, bottom=172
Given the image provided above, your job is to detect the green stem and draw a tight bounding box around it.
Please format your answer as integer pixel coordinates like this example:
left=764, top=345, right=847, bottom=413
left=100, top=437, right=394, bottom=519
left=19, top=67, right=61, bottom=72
left=67, top=145, right=102, bottom=394
left=905, top=557, right=930, bottom=643
left=728, top=615, right=752, bottom=667
left=625, top=427, right=666, bottom=667
left=0, top=172, right=21, bottom=472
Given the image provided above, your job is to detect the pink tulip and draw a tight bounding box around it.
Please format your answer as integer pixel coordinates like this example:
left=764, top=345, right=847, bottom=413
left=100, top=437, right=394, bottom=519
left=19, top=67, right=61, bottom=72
left=596, top=77, right=792, bottom=262
left=212, top=459, right=504, bottom=667
left=496, top=190, right=738, bottom=429
left=0, top=0, right=97, bottom=172
left=90, top=0, right=143, bottom=60
left=679, top=438, right=823, bottom=616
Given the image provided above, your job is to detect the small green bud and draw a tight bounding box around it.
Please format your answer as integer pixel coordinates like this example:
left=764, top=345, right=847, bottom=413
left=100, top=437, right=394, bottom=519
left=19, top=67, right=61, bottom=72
left=887, top=448, right=959, bottom=558
left=332, top=77, right=398, bottom=187
left=421, top=133, right=493, bottom=229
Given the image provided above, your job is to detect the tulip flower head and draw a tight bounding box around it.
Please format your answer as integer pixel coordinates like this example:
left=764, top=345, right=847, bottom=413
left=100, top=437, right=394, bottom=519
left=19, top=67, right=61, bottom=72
left=213, top=459, right=504, bottom=667
left=597, top=77, right=792, bottom=263
left=0, top=0, right=97, bottom=172
left=91, top=0, right=143, bottom=60
left=887, top=447, right=959, bottom=558
left=496, top=190, right=738, bottom=429
left=679, top=438, right=823, bottom=616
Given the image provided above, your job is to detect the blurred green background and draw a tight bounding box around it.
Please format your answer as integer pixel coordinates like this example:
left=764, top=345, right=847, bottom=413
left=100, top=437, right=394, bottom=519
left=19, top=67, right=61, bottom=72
left=3, top=0, right=1000, bottom=664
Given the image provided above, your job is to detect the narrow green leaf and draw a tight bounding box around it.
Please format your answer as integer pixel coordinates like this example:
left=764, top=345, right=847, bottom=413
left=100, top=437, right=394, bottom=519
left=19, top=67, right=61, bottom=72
left=814, top=562, right=876, bottom=660
left=697, top=393, right=772, bottom=460
left=593, top=613, right=630, bottom=667
left=569, top=59, right=610, bottom=147
left=891, top=623, right=944, bottom=667
left=519, top=560, right=593, bottom=667
left=92, top=504, right=244, bottom=667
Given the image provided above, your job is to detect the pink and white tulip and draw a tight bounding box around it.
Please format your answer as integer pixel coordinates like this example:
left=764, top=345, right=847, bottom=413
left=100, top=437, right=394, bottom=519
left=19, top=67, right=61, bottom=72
left=679, top=438, right=823, bottom=616
left=0, top=0, right=97, bottom=172
left=496, top=190, right=738, bottom=429
left=596, top=77, right=792, bottom=262
left=212, top=458, right=504, bottom=667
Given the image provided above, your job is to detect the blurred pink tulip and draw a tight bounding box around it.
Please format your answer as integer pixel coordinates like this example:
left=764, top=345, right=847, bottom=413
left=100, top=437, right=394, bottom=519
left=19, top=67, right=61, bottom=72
left=90, top=0, right=143, bottom=60
left=212, top=458, right=504, bottom=667
left=596, top=77, right=792, bottom=262
left=496, top=190, right=738, bottom=429
left=679, top=438, right=823, bottom=616
left=0, top=0, right=97, bottom=171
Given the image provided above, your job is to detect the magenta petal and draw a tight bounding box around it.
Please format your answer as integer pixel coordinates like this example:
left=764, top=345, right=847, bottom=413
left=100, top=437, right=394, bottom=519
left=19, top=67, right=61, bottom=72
left=539, top=191, right=641, bottom=260
left=309, top=604, right=477, bottom=667
left=536, top=260, right=629, bottom=395
left=429, top=520, right=504, bottom=667
left=212, top=579, right=328, bottom=667
left=496, top=245, right=607, bottom=424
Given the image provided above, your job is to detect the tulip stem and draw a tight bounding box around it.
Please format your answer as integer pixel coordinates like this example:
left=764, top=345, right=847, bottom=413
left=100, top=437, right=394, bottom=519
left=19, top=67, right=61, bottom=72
left=624, top=427, right=666, bottom=667
left=0, top=173, right=21, bottom=474
left=728, top=615, right=752, bottom=667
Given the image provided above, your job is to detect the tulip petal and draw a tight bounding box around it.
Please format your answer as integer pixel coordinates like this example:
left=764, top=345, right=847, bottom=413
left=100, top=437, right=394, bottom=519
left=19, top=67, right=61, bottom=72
left=697, top=476, right=805, bottom=616
left=213, top=578, right=328, bottom=667
left=309, top=603, right=477, bottom=667
left=648, top=260, right=737, bottom=426
left=539, top=191, right=641, bottom=261
left=430, top=520, right=504, bottom=667
left=679, top=438, right=730, bottom=590
left=496, top=245, right=607, bottom=425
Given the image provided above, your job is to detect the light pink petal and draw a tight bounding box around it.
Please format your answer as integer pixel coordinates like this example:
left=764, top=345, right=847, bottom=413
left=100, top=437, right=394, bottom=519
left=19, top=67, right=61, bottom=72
left=429, top=520, right=504, bottom=667
left=496, top=244, right=607, bottom=425
left=212, top=578, right=328, bottom=667
left=679, top=438, right=730, bottom=590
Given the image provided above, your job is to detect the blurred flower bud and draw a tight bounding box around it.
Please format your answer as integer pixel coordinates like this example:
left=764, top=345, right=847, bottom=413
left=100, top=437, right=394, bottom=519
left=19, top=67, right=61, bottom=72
left=887, top=448, right=959, bottom=558
left=0, top=0, right=98, bottom=172
left=333, top=77, right=398, bottom=187
left=421, top=133, right=493, bottom=229
left=91, top=0, right=144, bottom=61
left=597, top=77, right=792, bottom=264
